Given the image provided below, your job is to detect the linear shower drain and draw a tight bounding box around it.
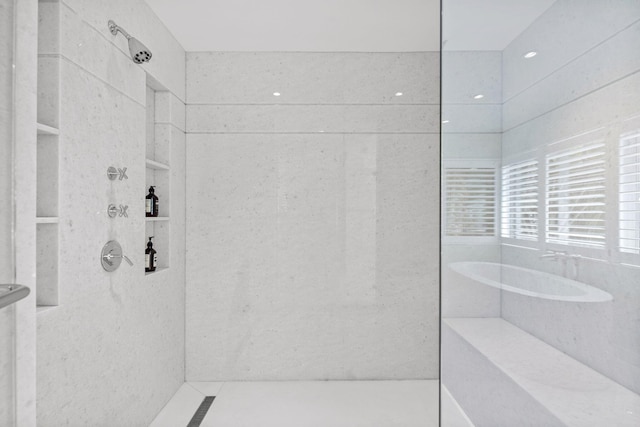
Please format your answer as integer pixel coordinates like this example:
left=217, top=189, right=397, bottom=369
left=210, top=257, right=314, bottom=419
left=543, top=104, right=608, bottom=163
left=187, top=396, right=216, bottom=427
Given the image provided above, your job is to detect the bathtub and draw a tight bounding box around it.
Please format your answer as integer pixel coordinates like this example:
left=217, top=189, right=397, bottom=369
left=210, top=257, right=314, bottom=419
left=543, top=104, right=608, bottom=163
left=448, top=262, right=612, bottom=303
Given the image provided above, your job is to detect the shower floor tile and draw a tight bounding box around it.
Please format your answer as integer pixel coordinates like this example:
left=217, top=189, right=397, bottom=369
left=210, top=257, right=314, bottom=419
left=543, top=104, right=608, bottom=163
left=151, top=380, right=439, bottom=427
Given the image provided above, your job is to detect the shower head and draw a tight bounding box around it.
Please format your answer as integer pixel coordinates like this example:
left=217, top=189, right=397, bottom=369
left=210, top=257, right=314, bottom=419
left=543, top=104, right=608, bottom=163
left=108, top=20, right=152, bottom=64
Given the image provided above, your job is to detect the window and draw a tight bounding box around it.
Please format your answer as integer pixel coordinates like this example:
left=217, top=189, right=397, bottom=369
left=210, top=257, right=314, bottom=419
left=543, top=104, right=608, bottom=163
left=619, top=131, right=640, bottom=254
left=501, top=160, right=538, bottom=241
left=443, top=161, right=498, bottom=241
left=545, top=142, right=606, bottom=248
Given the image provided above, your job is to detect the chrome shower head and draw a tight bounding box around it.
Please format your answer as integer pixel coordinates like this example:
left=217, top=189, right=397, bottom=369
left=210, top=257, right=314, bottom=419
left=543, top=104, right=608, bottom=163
left=108, top=20, right=152, bottom=64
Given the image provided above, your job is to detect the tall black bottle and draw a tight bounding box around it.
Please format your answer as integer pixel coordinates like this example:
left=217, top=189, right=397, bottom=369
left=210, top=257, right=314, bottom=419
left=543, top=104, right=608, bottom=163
left=145, top=236, right=157, bottom=272
left=145, top=185, right=158, bottom=217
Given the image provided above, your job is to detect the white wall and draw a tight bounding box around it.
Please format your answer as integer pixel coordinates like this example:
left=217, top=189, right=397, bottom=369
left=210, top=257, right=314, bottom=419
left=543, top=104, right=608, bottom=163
left=185, top=52, right=440, bottom=381
left=34, top=1, right=186, bottom=425
left=501, top=0, right=640, bottom=395
left=0, top=1, right=17, bottom=423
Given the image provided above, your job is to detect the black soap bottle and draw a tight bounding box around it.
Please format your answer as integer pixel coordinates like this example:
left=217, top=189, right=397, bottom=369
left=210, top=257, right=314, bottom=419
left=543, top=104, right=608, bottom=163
left=145, top=186, right=158, bottom=217
left=145, top=236, right=157, bottom=272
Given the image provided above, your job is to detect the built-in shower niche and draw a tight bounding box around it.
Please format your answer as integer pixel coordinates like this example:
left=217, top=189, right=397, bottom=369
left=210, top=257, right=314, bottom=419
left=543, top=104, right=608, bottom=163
left=36, top=0, right=61, bottom=310
left=144, top=78, right=174, bottom=275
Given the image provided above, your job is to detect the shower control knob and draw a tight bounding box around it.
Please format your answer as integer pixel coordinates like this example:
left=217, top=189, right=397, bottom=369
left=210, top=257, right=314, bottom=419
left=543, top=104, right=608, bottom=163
left=107, top=204, right=129, bottom=218
left=101, top=240, right=133, bottom=272
left=107, top=166, right=128, bottom=181
left=107, top=166, right=118, bottom=181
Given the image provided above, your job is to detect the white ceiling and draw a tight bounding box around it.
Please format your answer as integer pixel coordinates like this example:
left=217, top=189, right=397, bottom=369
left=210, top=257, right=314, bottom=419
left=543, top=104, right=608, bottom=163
left=442, top=0, right=556, bottom=51
left=145, top=0, right=440, bottom=52
left=145, top=0, right=556, bottom=52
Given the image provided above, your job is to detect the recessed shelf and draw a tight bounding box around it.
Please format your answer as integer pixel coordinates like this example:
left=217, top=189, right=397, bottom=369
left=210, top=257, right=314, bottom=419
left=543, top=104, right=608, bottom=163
left=146, top=216, right=169, bottom=222
left=146, top=158, right=170, bottom=170
left=37, top=122, right=59, bottom=135
left=36, top=217, right=59, bottom=224
left=145, top=267, right=169, bottom=276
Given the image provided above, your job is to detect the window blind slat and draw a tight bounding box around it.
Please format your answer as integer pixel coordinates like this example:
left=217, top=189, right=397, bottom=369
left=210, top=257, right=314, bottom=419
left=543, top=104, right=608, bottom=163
left=619, top=133, right=640, bottom=254
left=501, top=160, right=538, bottom=240
left=444, top=163, right=498, bottom=239
left=545, top=142, right=606, bottom=248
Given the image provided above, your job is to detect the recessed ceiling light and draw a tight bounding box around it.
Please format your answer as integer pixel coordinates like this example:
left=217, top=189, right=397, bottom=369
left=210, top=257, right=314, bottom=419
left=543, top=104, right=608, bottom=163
left=273, top=92, right=281, bottom=96
left=395, top=92, right=403, bottom=97
left=442, top=120, right=450, bottom=124
left=473, top=94, right=484, bottom=100
left=524, top=51, right=537, bottom=59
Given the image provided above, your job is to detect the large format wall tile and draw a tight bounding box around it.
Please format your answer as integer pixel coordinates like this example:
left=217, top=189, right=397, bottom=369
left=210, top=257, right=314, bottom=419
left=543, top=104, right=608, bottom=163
left=442, top=51, right=502, bottom=104
left=187, top=52, right=439, bottom=105
left=187, top=104, right=439, bottom=134
left=503, top=20, right=640, bottom=130
left=35, top=2, right=186, bottom=426
left=186, top=124, right=440, bottom=380
left=61, top=0, right=186, bottom=100
left=502, top=0, right=640, bottom=101
left=501, top=0, right=640, bottom=396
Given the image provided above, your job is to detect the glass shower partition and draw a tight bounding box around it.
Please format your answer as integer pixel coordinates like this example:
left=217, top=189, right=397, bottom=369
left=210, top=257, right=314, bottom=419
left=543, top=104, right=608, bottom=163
left=441, top=1, right=640, bottom=425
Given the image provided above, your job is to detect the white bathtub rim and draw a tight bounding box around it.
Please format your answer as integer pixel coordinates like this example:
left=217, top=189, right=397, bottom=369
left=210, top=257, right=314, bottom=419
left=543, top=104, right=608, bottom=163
left=448, top=261, right=613, bottom=303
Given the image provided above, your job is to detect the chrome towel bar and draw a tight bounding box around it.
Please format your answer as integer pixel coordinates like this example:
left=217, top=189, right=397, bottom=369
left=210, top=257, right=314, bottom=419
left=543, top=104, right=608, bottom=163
left=0, top=284, right=30, bottom=310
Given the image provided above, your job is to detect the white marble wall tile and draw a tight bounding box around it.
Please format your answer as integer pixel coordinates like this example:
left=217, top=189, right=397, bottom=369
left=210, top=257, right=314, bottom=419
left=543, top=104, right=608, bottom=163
left=504, top=20, right=640, bottom=130
left=186, top=132, right=440, bottom=380
left=13, top=0, right=38, bottom=423
left=37, top=57, right=60, bottom=127
left=0, top=306, right=14, bottom=426
left=441, top=104, right=501, bottom=134
left=61, top=0, right=186, bottom=101
left=499, top=0, right=640, bottom=398
left=186, top=52, right=439, bottom=105
left=503, top=0, right=640, bottom=101
left=187, top=104, right=439, bottom=133
left=170, top=93, right=186, bottom=131
left=154, top=91, right=171, bottom=124
left=38, top=1, right=60, bottom=55
left=186, top=134, right=279, bottom=219
left=58, top=2, right=146, bottom=105
left=502, top=70, right=640, bottom=158
left=441, top=133, right=501, bottom=160
left=0, top=2, right=16, bottom=423
left=186, top=52, right=439, bottom=382
left=36, top=135, right=58, bottom=217
left=442, top=51, right=502, bottom=104
left=36, top=48, right=184, bottom=427
left=35, top=224, right=58, bottom=306
left=153, top=123, right=172, bottom=166
left=155, top=91, right=186, bottom=132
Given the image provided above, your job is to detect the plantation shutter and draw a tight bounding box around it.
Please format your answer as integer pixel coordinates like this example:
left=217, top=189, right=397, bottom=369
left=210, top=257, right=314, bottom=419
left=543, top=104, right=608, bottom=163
left=545, top=142, right=606, bottom=248
left=501, top=160, right=538, bottom=241
left=619, top=132, right=640, bottom=254
left=444, top=163, right=498, bottom=239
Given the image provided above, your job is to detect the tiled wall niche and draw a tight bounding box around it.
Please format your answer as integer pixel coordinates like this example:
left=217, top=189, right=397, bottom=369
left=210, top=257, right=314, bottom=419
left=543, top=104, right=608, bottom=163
left=145, top=81, right=171, bottom=274
left=36, top=0, right=61, bottom=310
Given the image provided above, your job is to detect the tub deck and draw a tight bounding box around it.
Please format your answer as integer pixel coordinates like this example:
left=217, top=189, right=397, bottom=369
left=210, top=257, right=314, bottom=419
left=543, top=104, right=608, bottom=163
left=443, top=318, right=640, bottom=427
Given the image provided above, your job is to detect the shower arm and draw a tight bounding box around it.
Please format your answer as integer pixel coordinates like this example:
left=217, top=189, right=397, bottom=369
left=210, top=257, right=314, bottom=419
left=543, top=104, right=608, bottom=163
left=108, top=20, right=132, bottom=40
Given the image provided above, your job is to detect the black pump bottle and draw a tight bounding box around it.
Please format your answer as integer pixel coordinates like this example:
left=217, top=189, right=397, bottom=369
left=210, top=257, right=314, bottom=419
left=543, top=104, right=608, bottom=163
left=145, top=236, right=157, bottom=272
left=145, top=186, right=158, bottom=217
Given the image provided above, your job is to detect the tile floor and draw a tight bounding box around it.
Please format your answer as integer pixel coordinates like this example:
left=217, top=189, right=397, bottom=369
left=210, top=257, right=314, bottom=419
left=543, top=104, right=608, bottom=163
left=150, top=380, right=461, bottom=427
